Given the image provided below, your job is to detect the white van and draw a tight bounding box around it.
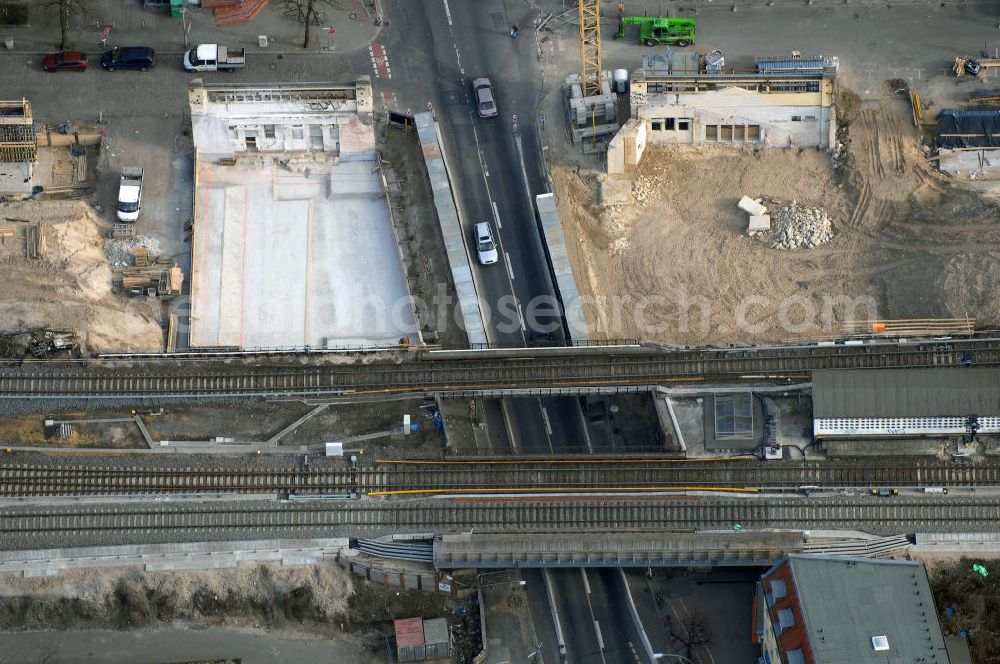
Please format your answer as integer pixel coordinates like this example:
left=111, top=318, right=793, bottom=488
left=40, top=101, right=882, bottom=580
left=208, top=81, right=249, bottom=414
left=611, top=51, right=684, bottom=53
left=474, top=222, right=499, bottom=265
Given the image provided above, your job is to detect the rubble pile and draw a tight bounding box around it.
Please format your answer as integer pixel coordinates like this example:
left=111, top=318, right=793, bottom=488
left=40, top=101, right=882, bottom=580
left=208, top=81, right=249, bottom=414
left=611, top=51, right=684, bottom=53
left=103, top=235, right=161, bottom=267
left=740, top=195, right=834, bottom=250
left=766, top=199, right=834, bottom=249
left=632, top=174, right=664, bottom=204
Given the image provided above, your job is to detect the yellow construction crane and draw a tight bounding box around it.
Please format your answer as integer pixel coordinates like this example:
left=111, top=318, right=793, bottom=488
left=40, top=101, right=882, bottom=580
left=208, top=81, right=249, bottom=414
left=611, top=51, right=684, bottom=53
left=578, top=0, right=602, bottom=96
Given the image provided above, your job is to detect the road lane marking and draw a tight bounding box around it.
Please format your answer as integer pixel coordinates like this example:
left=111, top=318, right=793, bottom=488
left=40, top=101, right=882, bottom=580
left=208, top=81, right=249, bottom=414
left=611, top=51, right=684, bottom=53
left=541, top=406, right=552, bottom=436
left=492, top=200, right=501, bottom=227
left=442, top=0, right=453, bottom=26
left=505, top=252, right=514, bottom=278
left=368, top=42, right=391, bottom=79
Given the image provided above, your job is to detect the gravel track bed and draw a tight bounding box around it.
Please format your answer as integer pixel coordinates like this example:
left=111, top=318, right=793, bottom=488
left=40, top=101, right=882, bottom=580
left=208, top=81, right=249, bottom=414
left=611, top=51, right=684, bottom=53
left=4, top=495, right=1000, bottom=551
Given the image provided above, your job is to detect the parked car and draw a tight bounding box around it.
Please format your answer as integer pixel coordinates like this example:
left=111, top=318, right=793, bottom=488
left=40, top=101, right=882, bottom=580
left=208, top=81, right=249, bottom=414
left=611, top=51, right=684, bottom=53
left=183, top=43, right=246, bottom=72
left=474, top=222, right=499, bottom=265
left=473, top=77, right=498, bottom=118
left=43, top=51, right=88, bottom=72
left=101, top=46, right=155, bottom=72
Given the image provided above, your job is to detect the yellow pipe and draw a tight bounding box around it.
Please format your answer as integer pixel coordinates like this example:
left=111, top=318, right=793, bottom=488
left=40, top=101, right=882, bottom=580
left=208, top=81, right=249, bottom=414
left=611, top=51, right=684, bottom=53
left=374, top=456, right=756, bottom=465
left=367, top=486, right=760, bottom=496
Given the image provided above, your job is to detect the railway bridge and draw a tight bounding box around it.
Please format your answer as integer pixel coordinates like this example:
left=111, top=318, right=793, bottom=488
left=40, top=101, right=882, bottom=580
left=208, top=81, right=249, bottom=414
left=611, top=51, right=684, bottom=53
left=0, top=337, right=996, bottom=399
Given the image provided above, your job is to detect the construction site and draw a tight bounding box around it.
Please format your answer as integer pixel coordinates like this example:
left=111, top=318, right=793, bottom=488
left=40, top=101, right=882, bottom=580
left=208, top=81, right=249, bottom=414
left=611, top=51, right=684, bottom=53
left=1, top=0, right=1000, bottom=662
left=540, top=7, right=1000, bottom=347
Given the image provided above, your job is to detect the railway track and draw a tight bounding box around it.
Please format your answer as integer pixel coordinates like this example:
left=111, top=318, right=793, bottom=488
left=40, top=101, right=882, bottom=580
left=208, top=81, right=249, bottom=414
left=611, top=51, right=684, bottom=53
left=0, top=458, right=997, bottom=497
left=2, top=497, right=1000, bottom=548
left=0, top=337, right=996, bottom=398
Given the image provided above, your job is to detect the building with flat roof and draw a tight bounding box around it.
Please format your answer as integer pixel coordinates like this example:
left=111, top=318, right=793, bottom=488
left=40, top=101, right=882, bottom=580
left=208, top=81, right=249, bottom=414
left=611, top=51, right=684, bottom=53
left=187, top=79, right=418, bottom=349
left=758, top=555, right=950, bottom=664
left=608, top=54, right=838, bottom=174
left=812, top=368, right=1000, bottom=439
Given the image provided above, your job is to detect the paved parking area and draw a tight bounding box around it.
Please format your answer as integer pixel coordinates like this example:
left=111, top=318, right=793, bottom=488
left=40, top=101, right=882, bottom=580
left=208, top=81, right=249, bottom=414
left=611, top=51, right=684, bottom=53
left=0, top=2, right=378, bottom=348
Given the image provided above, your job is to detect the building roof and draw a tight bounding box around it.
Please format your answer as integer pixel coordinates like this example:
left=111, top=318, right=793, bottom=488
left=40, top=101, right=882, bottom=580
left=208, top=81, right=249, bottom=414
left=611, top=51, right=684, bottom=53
left=937, top=109, right=1000, bottom=149
left=422, top=617, right=449, bottom=646
left=781, top=555, right=949, bottom=664
left=394, top=617, right=425, bottom=647
left=812, top=368, right=1000, bottom=418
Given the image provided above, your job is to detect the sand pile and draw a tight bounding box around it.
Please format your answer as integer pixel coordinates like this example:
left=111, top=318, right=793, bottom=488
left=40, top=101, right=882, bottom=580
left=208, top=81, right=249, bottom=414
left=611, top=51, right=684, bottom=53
left=0, top=200, right=163, bottom=354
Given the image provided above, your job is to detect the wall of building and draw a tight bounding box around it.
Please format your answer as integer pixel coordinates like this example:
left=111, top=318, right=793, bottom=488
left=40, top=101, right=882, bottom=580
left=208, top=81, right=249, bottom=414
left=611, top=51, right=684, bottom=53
left=607, top=117, right=648, bottom=175
left=638, top=89, right=833, bottom=148
left=814, top=415, right=1000, bottom=438
left=229, top=119, right=341, bottom=154
left=761, top=561, right=814, bottom=663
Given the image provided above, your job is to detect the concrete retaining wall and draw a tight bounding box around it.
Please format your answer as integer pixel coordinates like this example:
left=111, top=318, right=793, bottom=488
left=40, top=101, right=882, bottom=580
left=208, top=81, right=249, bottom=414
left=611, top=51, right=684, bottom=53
left=415, top=111, right=487, bottom=345
left=535, top=193, right=589, bottom=341
left=0, top=538, right=350, bottom=578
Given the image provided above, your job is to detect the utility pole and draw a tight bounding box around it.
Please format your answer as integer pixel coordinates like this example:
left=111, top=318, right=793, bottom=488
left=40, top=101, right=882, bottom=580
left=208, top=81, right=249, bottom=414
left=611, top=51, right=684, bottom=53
left=181, top=6, right=191, bottom=49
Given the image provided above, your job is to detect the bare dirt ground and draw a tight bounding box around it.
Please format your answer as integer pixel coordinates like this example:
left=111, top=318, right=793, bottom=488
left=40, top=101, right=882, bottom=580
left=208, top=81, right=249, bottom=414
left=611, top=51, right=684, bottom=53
left=923, top=556, right=1000, bottom=662
left=551, top=93, right=1000, bottom=344
left=379, top=124, right=466, bottom=348
left=0, top=561, right=460, bottom=653
left=0, top=200, right=163, bottom=354
left=0, top=563, right=351, bottom=632
left=0, top=399, right=446, bottom=453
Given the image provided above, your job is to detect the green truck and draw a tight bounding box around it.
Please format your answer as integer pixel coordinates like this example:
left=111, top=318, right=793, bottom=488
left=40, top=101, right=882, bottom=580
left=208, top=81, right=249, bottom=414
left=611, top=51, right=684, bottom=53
left=616, top=16, right=696, bottom=47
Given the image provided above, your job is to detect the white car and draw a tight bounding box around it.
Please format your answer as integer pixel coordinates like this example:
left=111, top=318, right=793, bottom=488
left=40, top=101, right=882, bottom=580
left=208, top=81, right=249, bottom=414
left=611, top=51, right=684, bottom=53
left=474, top=222, right=499, bottom=265
left=473, top=77, right=498, bottom=118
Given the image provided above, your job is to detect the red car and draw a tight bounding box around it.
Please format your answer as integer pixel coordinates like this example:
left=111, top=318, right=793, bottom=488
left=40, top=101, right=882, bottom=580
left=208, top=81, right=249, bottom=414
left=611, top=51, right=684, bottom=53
left=43, top=51, right=88, bottom=72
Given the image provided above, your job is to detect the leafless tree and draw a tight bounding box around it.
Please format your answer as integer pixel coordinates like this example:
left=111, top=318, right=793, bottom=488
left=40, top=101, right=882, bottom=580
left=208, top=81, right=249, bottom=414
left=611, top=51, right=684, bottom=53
left=680, top=612, right=713, bottom=659
left=281, top=0, right=347, bottom=49
left=40, top=0, right=89, bottom=50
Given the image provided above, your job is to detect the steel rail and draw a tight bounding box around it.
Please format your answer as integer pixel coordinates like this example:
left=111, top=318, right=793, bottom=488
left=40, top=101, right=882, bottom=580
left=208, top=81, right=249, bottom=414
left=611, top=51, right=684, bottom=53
left=0, top=458, right=995, bottom=497
left=3, top=496, right=1000, bottom=540
left=0, top=337, right=997, bottom=398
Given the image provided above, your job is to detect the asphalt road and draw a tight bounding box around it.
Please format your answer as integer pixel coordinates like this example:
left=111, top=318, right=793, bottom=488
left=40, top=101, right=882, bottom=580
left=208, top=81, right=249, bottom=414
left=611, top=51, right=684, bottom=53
left=522, top=568, right=565, bottom=664
left=378, top=0, right=589, bottom=453
left=590, top=567, right=654, bottom=664
left=549, top=568, right=606, bottom=664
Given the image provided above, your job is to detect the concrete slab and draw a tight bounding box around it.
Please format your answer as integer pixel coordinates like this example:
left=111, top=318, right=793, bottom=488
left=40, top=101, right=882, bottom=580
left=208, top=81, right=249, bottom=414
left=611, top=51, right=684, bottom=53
left=191, top=158, right=417, bottom=349
left=748, top=214, right=771, bottom=232
left=0, top=538, right=350, bottom=577
left=599, top=177, right=633, bottom=206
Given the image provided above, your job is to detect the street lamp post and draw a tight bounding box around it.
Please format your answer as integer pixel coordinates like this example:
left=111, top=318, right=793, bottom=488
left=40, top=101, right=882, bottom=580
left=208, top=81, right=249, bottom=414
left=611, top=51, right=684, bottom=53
left=180, top=6, right=191, bottom=49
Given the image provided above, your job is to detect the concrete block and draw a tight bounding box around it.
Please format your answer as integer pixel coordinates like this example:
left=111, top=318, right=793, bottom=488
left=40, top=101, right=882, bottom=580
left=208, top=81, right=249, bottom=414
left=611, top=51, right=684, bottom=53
left=145, top=557, right=236, bottom=571
left=748, top=214, right=771, bottom=232
left=599, top=178, right=633, bottom=207
left=23, top=566, right=61, bottom=578
left=738, top=196, right=767, bottom=217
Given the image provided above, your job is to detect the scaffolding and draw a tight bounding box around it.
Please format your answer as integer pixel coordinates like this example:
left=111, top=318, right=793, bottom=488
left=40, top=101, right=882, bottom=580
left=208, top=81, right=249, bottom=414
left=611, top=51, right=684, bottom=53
left=0, top=99, right=36, bottom=164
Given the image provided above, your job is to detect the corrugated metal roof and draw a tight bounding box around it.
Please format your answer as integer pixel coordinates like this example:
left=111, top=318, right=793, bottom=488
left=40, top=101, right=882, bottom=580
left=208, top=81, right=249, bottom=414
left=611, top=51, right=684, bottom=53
left=423, top=617, right=449, bottom=645
left=394, top=617, right=425, bottom=647
left=787, top=556, right=949, bottom=664
left=812, top=368, right=1000, bottom=418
